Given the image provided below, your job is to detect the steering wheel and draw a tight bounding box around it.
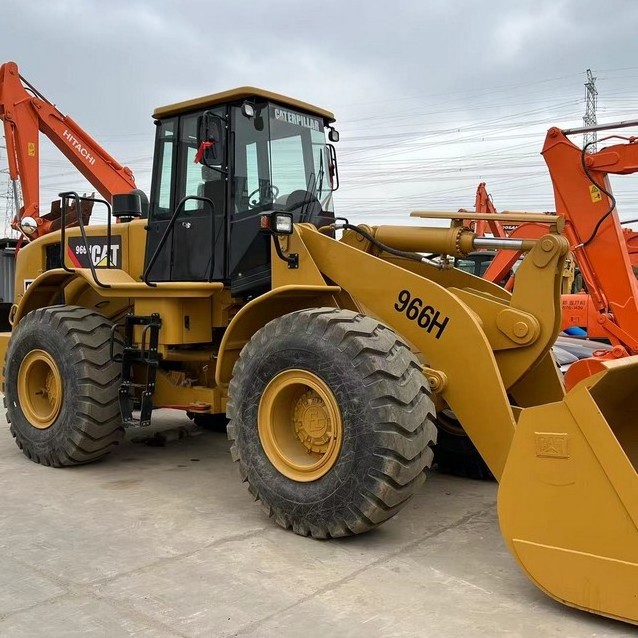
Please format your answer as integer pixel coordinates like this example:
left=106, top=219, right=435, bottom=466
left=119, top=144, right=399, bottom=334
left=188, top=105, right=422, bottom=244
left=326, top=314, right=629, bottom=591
left=247, top=185, right=279, bottom=209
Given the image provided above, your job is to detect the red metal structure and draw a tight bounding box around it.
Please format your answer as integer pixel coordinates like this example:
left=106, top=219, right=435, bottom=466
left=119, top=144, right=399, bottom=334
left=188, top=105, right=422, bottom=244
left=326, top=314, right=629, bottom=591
left=0, top=61, right=136, bottom=238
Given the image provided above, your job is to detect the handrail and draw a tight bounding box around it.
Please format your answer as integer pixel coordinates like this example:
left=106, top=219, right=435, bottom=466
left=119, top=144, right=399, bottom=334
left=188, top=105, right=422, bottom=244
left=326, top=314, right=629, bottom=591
left=58, top=191, right=112, bottom=288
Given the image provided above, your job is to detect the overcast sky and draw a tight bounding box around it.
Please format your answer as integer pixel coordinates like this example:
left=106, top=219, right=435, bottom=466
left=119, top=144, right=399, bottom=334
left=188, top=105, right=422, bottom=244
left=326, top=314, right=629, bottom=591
left=2, top=0, right=638, bottom=231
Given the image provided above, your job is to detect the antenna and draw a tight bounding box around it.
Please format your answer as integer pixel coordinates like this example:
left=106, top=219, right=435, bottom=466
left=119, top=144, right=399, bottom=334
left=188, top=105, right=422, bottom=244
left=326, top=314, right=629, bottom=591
left=583, top=68, right=598, bottom=152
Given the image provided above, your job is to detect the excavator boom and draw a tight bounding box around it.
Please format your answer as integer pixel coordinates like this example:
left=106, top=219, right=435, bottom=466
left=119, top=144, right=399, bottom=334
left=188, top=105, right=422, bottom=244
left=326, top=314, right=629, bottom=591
left=0, top=61, right=136, bottom=238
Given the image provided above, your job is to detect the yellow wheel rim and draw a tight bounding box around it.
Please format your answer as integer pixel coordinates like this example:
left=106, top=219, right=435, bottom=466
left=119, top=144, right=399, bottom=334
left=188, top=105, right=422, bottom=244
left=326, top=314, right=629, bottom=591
left=17, top=350, right=63, bottom=430
left=258, top=369, right=343, bottom=482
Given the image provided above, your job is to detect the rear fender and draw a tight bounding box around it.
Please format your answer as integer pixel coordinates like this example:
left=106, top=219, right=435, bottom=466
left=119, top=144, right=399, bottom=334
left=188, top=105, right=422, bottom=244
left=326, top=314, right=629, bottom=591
left=10, top=269, right=130, bottom=326
left=10, top=269, right=76, bottom=325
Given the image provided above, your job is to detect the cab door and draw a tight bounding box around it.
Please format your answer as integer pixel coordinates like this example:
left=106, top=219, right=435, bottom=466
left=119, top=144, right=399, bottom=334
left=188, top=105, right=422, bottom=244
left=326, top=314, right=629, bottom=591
left=145, top=110, right=227, bottom=282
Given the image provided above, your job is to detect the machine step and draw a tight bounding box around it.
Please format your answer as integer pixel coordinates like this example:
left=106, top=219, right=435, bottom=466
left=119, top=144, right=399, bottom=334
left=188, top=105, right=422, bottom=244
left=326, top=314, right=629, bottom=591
left=112, top=313, right=161, bottom=427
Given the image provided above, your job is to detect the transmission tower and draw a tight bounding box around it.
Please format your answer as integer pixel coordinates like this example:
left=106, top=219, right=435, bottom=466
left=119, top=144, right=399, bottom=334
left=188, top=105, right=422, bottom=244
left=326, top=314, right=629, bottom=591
left=583, top=68, right=598, bottom=152
left=0, top=139, right=19, bottom=238
left=0, top=142, right=8, bottom=236
left=3, top=175, right=14, bottom=237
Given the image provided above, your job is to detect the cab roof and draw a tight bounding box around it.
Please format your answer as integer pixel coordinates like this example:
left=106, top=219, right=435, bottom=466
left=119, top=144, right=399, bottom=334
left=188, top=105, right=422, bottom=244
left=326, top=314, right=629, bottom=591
left=153, top=86, right=336, bottom=123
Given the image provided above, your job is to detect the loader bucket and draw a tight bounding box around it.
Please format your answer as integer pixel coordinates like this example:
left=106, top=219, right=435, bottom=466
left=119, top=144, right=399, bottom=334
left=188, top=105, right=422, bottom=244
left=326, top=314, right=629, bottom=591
left=498, top=356, right=638, bottom=624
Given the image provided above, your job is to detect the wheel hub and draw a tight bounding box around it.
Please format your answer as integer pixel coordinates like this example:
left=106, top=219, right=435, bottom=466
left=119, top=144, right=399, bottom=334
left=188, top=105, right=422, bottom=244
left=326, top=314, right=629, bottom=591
left=258, top=369, right=343, bottom=482
left=17, top=350, right=63, bottom=429
left=293, top=389, right=332, bottom=453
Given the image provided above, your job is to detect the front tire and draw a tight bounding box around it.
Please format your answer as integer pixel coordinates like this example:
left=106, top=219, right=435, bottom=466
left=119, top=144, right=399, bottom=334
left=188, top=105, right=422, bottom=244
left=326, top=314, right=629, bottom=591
left=3, top=305, right=124, bottom=466
left=227, top=308, right=437, bottom=538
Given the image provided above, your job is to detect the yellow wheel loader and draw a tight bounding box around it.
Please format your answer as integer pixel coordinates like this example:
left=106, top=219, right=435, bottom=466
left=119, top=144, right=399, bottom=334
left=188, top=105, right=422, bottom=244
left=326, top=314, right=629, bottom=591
left=1, top=87, right=638, bottom=625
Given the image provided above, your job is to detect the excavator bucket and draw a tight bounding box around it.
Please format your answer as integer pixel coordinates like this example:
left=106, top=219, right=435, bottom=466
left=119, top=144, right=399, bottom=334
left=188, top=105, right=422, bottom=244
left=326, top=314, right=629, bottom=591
left=43, top=195, right=94, bottom=231
left=498, top=356, right=638, bottom=624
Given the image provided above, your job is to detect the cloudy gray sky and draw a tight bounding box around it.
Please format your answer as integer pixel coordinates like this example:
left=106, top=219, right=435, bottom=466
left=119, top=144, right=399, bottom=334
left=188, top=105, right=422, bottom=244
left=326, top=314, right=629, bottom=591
left=2, top=0, right=638, bottom=230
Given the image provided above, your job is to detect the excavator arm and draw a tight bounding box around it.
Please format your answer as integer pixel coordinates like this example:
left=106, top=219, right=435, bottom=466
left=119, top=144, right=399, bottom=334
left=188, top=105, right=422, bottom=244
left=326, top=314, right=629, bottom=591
left=471, top=181, right=505, bottom=238
left=0, top=61, right=136, bottom=238
left=542, top=127, right=638, bottom=329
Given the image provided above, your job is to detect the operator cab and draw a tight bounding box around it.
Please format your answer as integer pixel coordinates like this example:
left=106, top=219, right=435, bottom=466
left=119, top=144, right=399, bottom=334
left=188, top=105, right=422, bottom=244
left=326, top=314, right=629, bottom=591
left=144, top=87, right=339, bottom=297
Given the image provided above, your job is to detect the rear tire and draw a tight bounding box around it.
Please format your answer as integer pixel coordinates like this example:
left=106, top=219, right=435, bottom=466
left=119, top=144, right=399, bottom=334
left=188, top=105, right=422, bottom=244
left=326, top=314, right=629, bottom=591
left=227, top=308, right=437, bottom=538
left=433, top=410, right=493, bottom=480
left=190, top=412, right=228, bottom=432
left=3, top=305, right=124, bottom=466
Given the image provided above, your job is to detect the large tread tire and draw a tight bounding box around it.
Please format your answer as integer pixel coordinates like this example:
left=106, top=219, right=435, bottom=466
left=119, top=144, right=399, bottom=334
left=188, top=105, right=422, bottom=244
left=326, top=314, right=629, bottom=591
left=3, top=305, right=124, bottom=466
left=227, top=308, right=437, bottom=539
left=433, top=411, right=493, bottom=480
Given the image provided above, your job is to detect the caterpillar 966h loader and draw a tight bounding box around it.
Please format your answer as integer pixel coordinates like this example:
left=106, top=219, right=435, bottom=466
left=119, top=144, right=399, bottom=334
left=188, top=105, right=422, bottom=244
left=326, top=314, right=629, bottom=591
left=1, top=80, right=638, bottom=625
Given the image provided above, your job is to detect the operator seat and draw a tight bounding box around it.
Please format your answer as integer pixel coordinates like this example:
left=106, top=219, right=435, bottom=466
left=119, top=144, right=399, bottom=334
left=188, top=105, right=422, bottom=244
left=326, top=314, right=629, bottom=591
left=283, top=189, right=335, bottom=233
left=199, top=166, right=226, bottom=217
left=198, top=166, right=227, bottom=280
left=284, top=190, right=322, bottom=221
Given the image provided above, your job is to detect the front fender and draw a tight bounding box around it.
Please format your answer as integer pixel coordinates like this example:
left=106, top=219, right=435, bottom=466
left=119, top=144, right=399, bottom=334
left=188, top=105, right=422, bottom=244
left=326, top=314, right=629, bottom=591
left=214, top=284, right=341, bottom=387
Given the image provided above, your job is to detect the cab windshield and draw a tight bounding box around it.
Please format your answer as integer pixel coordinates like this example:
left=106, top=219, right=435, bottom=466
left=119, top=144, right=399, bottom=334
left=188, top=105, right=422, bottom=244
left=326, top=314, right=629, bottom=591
left=232, top=103, right=333, bottom=219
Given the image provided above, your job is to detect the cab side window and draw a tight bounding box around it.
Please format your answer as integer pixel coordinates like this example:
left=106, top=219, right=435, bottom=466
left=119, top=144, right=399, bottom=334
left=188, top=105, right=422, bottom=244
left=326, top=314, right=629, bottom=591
left=150, top=118, right=176, bottom=220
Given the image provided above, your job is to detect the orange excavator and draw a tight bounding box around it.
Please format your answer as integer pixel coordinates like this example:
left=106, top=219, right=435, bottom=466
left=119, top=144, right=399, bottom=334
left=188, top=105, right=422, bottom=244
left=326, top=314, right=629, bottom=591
left=0, top=61, right=139, bottom=239
left=462, top=122, right=638, bottom=385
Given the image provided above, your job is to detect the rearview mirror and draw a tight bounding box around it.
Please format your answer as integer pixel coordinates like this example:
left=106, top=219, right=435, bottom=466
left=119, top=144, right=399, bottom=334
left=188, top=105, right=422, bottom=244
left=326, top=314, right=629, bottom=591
left=196, top=111, right=226, bottom=168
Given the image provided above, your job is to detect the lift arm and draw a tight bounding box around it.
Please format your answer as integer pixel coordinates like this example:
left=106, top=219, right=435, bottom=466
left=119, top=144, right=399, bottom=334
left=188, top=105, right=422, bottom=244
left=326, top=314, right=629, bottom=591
left=0, top=61, right=136, bottom=238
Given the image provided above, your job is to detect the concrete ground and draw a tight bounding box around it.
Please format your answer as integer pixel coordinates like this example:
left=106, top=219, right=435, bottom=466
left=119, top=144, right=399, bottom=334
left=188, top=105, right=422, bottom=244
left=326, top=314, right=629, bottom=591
left=0, top=410, right=634, bottom=638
